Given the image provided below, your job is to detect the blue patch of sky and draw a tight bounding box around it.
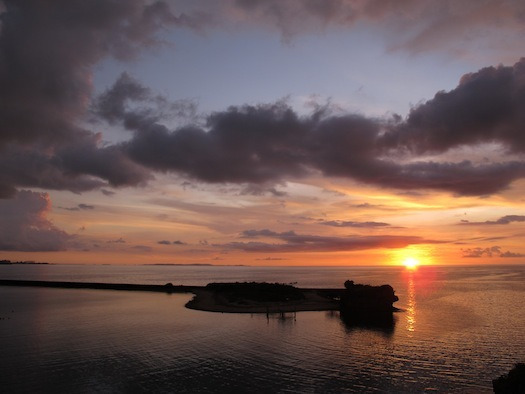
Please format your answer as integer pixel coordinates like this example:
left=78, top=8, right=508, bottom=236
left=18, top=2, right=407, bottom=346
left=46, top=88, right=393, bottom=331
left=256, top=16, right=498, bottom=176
left=93, top=24, right=477, bottom=126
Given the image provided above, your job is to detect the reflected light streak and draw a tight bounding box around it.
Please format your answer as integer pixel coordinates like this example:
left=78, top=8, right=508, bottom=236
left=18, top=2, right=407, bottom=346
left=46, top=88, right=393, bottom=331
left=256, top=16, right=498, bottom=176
left=406, top=271, right=416, bottom=334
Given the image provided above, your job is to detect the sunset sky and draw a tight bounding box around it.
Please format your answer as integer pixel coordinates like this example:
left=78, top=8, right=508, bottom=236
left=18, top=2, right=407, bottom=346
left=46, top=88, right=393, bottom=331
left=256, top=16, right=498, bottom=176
left=1, top=0, right=525, bottom=266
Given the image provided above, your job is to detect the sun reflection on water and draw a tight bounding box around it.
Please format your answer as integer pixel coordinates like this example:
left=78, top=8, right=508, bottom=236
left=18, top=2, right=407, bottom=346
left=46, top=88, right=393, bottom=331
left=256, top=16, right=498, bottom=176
left=406, top=271, right=416, bottom=334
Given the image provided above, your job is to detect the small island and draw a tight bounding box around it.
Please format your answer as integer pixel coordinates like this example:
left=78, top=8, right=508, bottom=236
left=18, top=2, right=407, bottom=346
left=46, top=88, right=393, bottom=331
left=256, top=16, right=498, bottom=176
left=185, top=280, right=399, bottom=319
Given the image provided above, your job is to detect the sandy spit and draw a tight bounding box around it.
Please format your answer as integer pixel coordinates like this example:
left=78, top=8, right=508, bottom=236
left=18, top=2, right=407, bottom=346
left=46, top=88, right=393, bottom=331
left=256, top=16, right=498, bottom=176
left=185, top=289, right=339, bottom=313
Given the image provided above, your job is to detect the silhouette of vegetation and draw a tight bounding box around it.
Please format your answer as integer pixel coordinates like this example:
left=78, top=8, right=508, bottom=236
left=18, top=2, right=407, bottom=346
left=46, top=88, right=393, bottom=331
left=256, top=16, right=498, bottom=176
left=493, top=363, right=525, bottom=393
left=206, top=282, right=305, bottom=303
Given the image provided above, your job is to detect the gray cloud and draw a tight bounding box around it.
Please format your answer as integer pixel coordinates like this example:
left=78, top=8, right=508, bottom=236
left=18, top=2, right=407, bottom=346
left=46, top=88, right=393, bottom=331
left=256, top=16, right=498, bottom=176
left=320, top=220, right=390, bottom=228
left=382, top=60, right=525, bottom=155
left=2, top=1, right=525, bottom=200
left=462, top=246, right=502, bottom=258
left=107, top=238, right=126, bottom=244
left=500, top=251, right=525, bottom=258
left=460, top=215, right=525, bottom=225
left=0, top=0, right=198, bottom=197
left=0, top=190, right=70, bottom=251
left=132, top=245, right=153, bottom=252
left=227, top=0, right=525, bottom=58
left=0, top=0, right=195, bottom=146
left=119, top=98, right=525, bottom=196
left=93, top=72, right=198, bottom=126
left=462, top=245, right=525, bottom=258
left=157, top=240, right=186, bottom=245
left=222, top=228, right=441, bottom=253
left=60, top=203, right=95, bottom=211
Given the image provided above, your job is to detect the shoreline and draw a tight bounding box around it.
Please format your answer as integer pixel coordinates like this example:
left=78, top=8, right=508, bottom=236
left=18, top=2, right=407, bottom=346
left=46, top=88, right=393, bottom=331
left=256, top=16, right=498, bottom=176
left=0, top=279, right=198, bottom=293
left=0, top=279, right=341, bottom=313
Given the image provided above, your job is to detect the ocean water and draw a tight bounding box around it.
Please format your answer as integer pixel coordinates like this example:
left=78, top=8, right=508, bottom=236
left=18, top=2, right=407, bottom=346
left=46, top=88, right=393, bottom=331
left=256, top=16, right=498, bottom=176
left=1, top=264, right=525, bottom=393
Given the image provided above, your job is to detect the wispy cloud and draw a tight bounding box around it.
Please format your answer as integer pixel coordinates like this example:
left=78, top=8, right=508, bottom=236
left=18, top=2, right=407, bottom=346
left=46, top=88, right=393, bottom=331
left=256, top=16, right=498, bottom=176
left=158, top=240, right=186, bottom=245
left=320, top=220, right=390, bottom=228
left=462, top=245, right=525, bottom=258
left=60, top=203, right=95, bottom=211
left=459, top=215, right=525, bottom=225
left=220, top=229, right=442, bottom=253
left=107, top=238, right=126, bottom=244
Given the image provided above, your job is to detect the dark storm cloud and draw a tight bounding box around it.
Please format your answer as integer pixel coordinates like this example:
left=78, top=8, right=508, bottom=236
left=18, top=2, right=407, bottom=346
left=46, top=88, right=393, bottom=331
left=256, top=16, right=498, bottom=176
left=224, top=228, right=441, bottom=253
left=0, top=0, right=201, bottom=196
left=382, top=59, right=525, bottom=154
left=0, top=0, right=195, bottom=146
left=123, top=101, right=311, bottom=184
left=0, top=190, right=70, bottom=251
left=3, top=1, right=525, bottom=201
left=93, top=59, right=525, bottom=196
left=320, top=220, right=390, bottom=228
left=0, top=144, right=106, bottom=197
left=459, top=215, right=525, bottom=225
left=57, top=133, right=152, bottom=187
left=119, top=99, right=525, bottom=196
left=0, top=134, right=152, bottom=197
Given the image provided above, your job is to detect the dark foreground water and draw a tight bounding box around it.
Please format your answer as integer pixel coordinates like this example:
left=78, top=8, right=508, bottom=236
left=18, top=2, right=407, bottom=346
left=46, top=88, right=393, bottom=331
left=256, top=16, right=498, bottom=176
left=1, top=264, right=525, bottom=393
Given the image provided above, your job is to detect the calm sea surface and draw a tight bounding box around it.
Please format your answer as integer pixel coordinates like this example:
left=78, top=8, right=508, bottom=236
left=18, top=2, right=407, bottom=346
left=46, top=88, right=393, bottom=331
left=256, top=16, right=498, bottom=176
left=1, top=264, right=525, bottom=393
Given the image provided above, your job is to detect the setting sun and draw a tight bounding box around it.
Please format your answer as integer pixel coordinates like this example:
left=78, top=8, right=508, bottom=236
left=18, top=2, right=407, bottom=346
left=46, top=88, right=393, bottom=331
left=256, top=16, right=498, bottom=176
left=403, top=257, right=420, bottom=270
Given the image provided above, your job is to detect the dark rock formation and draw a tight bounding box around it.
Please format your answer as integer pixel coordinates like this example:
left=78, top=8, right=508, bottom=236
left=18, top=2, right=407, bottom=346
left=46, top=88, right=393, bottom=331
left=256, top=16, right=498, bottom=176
left=493, top=363, right=525, bottom=393
left=339, top=280, right=399, bottom=329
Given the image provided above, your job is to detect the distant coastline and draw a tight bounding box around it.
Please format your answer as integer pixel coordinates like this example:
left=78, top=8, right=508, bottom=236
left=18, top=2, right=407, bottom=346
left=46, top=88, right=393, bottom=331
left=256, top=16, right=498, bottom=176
left=0, top=260, right=50, bottom=265
left=0, top=261, right=244, bottom=267
left=144, top=263, right=247, bottom=267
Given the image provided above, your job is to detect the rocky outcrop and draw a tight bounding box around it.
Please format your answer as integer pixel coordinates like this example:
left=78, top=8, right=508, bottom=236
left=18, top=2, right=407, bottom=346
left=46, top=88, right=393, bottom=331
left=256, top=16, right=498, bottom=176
left=339, top=280, right=399, bottom=329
